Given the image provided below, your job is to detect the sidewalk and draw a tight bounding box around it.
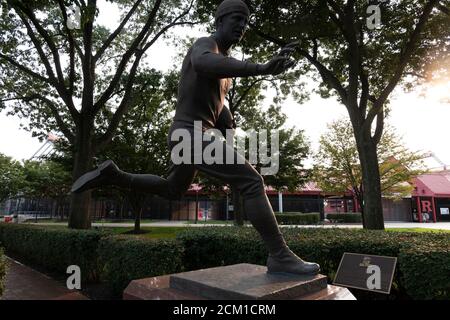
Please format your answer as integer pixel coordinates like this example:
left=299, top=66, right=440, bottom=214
left=1, top=257, right=88, bottom=300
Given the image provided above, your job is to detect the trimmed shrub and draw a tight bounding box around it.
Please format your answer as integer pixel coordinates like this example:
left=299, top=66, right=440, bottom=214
left=177, top=227, right=267, bottom=271
left=275, top=212, right=320, bottom=225
left=399, top=240, right=450, bottom=299
left=0, top=247, right=5, bottom=297
left=326, top=213, right=362, bottom=223
left=176, top=227, right=450, bottom=300
left=98, top=236, right=184, bottom=296
left=0, top=223, right=102, bottom=281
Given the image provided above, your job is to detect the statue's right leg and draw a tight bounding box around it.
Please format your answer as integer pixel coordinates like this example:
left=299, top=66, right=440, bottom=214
left=71, top=160, right=197, bottom=200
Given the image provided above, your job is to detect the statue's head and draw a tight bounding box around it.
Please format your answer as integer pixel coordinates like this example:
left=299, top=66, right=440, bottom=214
left=215, top=0, right=250, bottom=44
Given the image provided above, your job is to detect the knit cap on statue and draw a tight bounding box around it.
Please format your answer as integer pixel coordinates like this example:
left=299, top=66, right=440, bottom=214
left=215, top=0, right=250, bottom=20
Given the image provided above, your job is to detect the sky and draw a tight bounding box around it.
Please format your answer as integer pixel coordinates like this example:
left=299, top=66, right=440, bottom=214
left=0, top=1, right=449, bottom=170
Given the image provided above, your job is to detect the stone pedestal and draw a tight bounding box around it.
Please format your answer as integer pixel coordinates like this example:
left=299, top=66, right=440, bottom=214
left=124, top=264, right=355, bottom=300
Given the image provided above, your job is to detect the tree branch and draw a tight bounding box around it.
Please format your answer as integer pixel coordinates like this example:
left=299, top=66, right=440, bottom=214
left=299, top=47, right=348, bottom=102
left=250, top=25, right=348, bottom=102
left=93, top=0, right=144, bottom=63
left=14, top=1, right=67, bottom=88
left=93, top=0, right=163, bottom=113
left=233, top=77, right=269, bottom=111
left=93, top=0, right=196, bottom=119
left=372, top=108, right=384, bottom=145
left=10, top=2, right=79, bottom=121
left=10, top=94, right=76, bottom=143
left=10, top=7, right=59, bottom=85
left=36, top=95, right=75, bottom=144
left=359, top=68, right=369, bottom=117
left=368, top=0, right=440, bottom=122
left=0, top=53, right=51, bottom=84
left=94, top=54, right=145, bottom=151
left=342, top=1, right=361, bottom=107
left=438, top=4, right=449, bottom=15
left=57, top=0, right=77, bottom=96
left=80, top=0, right=97, bottom=112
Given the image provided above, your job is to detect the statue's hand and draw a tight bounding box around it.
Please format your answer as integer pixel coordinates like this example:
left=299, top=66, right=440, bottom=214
left=259, top=42, right=298, bottom=76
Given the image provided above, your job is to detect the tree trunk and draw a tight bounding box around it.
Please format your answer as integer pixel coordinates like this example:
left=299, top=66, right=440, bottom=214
left=356, top=136, right=385, bottom=230
left=357, top=192, right=366, bottom=228
left=134, top=208, right=142, bottom=233
left=232, top=188, right=244, bottom=226
left=68, top=121, right=94, bottom=229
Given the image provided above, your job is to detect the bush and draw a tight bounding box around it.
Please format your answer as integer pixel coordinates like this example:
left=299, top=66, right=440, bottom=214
left=399, top=240, right=450, bottom=299
left=0, top=247, right=6, bottom=297
left=177, top=227, right=267, bottom=271
left=0, top=223, right=102, bottom=281
left=176, top=227, right=450, bottom=300
left=98, top=236, right=184, bottom=296
left=326, top=213, right=362, bottom=223
left=275, top=212, right=320, bottom=225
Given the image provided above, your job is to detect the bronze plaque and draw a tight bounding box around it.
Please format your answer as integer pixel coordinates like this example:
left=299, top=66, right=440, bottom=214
left=333, top=253, right=397, bottom=294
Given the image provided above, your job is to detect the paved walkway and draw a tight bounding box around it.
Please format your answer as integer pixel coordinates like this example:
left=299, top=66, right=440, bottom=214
left=29, top=221, right=450, bottom=230
left=1, top=257, right=88, bottom=300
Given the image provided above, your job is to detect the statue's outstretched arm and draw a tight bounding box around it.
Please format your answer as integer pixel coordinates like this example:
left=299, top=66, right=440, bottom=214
left=191, top=37, right=261, bottom=79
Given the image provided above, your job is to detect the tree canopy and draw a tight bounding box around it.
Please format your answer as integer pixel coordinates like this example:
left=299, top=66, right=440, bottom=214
left=0, top=0, right=198, bottom=228
left=313, top=119, right=427, bottom=215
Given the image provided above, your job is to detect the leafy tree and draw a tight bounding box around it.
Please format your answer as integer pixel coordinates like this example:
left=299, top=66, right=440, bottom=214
left=0, top=153, right=24, bottom=204
left=313, top=119, right=427, bottom=226
left=95, top=70, right=175, bottom=232
left=0, top=0, right=197, bottom=229
left=20, top=160, right=72, bottom=217
left=197, top=0, right=450, bottom=229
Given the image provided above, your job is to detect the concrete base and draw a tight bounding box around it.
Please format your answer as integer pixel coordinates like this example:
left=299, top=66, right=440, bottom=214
left=124, top=263, right=355, bottom=300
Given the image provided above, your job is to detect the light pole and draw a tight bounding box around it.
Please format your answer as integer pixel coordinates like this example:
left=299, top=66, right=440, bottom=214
left=192, top=184, right=201, bottom=224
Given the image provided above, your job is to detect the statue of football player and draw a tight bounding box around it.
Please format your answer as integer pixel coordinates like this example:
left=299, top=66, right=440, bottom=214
left=72, top=0, right=320, bottom=275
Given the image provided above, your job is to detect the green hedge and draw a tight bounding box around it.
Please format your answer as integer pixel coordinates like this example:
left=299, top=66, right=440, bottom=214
left=177, top=227, right=450, bottom=300
left=326, top=213, right=362, bottom=223
left=177, top=227, right=266, bottom=271
left=0, top=247, right=5, bottom=297
left=0, top=223, right=186, bottom=297
left=399, top=241, right=450, bottom=299
left=1, top=223, right=449, bottom=300
left=0, top=223, right=102, bottom=281
left=275, top=212, right=320, bottom=225
left=98, top=236, right=184, bottom=296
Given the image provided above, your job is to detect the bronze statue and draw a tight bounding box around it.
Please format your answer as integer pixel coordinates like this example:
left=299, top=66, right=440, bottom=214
left=72, top=0, right=320, bottom=275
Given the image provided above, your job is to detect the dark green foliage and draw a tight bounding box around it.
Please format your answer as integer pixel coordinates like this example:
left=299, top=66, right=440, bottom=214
left=0, top=223, right=102, bottom=281
left=326, top=213, right=363, bottom=223
left=177, top=227, right=267, bottom=271
left=97, top=236, right=184, bottom=296
left=399, top=241, right=450, bottom=299
left=1, top=223, right=448, bottom=300
left=176, top=227, right=450, bottom=300
left=275, top=212, right=320, bottom=225
left=0, top=247, right=5, bottom=297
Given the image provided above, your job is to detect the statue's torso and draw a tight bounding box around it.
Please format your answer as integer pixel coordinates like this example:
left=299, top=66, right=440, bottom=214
left=173, top=37, right=232, bottom=130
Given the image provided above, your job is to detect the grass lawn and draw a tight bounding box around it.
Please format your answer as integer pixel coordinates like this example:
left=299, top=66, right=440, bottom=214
left=186, top=219, right=237, bottom=225
left=92, top=219, right=157, bottom=224
left=386, top=228, right=450, bottom=234
left=31, top=218, right=158, bottom=224
left=100, top=226, right=184, bottom=239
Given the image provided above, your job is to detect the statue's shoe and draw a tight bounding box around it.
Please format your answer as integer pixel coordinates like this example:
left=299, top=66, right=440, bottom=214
left=267, top=247, right=320, bottom=275
left=71, top=160, right=120, bottom=193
